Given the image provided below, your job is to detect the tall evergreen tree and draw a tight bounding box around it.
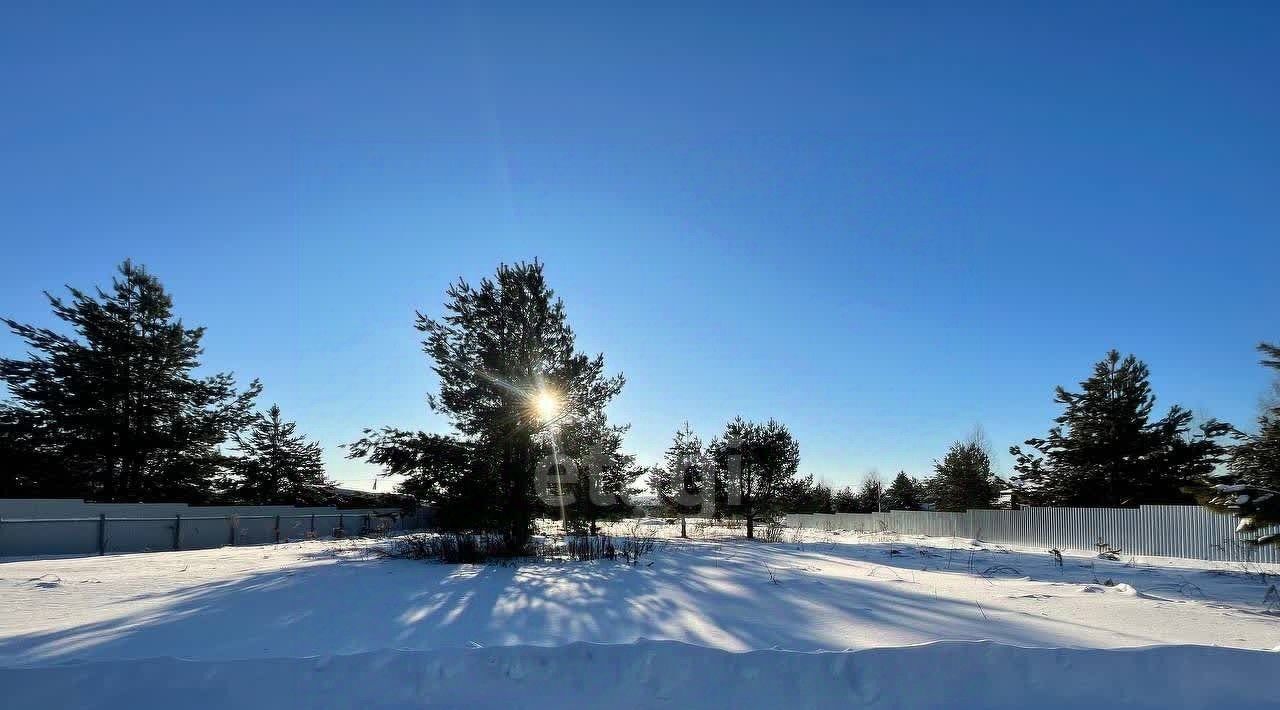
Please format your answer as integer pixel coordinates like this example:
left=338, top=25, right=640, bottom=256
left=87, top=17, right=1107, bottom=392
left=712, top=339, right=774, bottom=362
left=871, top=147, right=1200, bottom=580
left=1187, top=343, right=1280, bottom=544
left=0, top=406, right=54, bottom=497
left=231, top=404, right=332, bottom=504
left=0, top=261, right=260, bottom=502
left=854, top=475, right=884, bottom=513
left=647, top=423, right=709, bottom=537
left=346, top=429, right=494, bottom=530
left=1225, top=343, right=1280, bottom=489
left=832, top=485, right=859, bottom=513
left=780, top=474, right=833, bottom=514
left=709, top=417, right=801, bottom=539
left=1010, top=350, right=1229, bottom=507
left=931, top=438, right=1001, bottom=511
left=558, top=410, right=643, bottom=534
left=883, top=471, right=923, bottom=511
left=347, top=260, right=625, bottom=544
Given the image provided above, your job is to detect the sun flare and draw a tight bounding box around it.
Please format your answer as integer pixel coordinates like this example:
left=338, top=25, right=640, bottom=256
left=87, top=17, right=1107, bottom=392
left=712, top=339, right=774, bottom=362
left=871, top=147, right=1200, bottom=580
left=534, top=390, right=560, bottom=422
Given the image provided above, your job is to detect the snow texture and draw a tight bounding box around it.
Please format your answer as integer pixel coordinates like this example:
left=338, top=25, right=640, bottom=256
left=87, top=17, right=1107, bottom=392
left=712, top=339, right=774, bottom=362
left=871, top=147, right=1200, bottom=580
left=5, top=640, right=1280, bottom=709
left=4, top=525, right=1280, bottom=706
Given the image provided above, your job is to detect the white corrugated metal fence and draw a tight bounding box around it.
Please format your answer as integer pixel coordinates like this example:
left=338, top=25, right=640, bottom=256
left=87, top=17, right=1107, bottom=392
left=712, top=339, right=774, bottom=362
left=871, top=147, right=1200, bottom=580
left=784, top=505, right=1280, bottom=564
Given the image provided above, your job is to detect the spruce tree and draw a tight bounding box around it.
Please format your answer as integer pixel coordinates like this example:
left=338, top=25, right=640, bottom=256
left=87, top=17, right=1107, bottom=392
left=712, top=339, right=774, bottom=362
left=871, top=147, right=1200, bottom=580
left=1010, top=350, right=1228, bottom=507
left=231, top=404, right=332, bottom=504
left=833, top=485, right=859, bottom=513
left=810, top=479, right=834, bottom=513
left=779, top=474, right=833, bottom=514
left=854, top=475, right=884, bottom=513
left=883, top=471, right=923, bottom=511
left=0, top=261, right=260, bottom=502
left=347, top=260, right=625, bottom=545
left=931, top=438, right=1001, bottom=511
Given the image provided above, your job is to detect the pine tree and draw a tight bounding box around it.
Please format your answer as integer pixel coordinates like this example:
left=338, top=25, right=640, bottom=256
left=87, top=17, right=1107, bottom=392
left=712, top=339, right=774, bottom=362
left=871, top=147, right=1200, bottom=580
left=1226, top=343, right=1280, bottom=489
left=709, top=417, right=801, bottom=539
left=1186, top=343, right=1280, bottom=544
left=779, top=474, right=833, bottom=513
left=0, top=406, right=56, bottom=497
left=557, top=410, right=643, bottom=534
left=647, top=423, right=709, bottom=537
left=833, top=485, right=859, bottom=513
left=931, top=438, right=1001, bottom=512
left=810, top=479, right=834, bottom=513
left=854, top=475, right=884, bottom=513
left=231, top=404, right=331, bottom=504
left=0, top=261, right=260, bottom=502
left=346, top=429, right=494, bottom=530
left=1010, top=350, right=1229, bottom=507
left=346, top=260, right=625, bottom=544
left=883, top=471, right=923, bottom=511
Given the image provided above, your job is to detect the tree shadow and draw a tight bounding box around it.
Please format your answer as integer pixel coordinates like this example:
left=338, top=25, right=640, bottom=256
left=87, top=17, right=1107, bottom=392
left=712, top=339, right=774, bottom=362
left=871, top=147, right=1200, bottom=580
left=1, top=535, right=1244, bottom=666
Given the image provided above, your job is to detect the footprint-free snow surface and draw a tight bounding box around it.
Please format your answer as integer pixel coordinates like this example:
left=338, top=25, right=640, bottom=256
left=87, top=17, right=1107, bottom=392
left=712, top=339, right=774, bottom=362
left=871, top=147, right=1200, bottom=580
left=3, top=527, right=1279, bottom=707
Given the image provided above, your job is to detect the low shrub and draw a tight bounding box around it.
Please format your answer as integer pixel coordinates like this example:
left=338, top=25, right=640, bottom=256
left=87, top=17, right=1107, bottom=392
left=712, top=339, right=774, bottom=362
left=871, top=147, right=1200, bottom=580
left=762, top=522, right=787, bottom=543
left=382, top=532, right=526, bottom=563
left=382, top=529, right=659, bottom=566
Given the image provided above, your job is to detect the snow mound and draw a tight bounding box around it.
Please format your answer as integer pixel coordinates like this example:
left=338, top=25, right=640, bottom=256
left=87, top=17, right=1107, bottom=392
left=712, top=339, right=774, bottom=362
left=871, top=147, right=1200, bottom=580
left=3, top=640, right=1277, bottom=709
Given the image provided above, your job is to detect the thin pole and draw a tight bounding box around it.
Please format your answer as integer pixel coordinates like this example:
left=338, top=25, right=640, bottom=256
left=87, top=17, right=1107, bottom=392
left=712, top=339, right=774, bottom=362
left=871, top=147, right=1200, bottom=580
left=98, top=513, right=106, bottom=555
left=174, top=514, right=182, bottom=551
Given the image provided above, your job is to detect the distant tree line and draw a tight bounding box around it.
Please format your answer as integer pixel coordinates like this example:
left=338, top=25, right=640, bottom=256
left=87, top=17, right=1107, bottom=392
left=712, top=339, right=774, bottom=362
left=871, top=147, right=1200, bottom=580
left=775, top=435, right=1002, bottom=515
left=771, top=346, right=1280, bottom=544
left=4, top=259, right=1276, bottom=543
left=0, top=261, right=334, bottom=505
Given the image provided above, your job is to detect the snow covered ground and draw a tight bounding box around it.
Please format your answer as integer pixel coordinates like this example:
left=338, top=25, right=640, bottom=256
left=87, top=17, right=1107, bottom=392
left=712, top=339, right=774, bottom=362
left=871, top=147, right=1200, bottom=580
left=4, top=524, right=1280, bottom=707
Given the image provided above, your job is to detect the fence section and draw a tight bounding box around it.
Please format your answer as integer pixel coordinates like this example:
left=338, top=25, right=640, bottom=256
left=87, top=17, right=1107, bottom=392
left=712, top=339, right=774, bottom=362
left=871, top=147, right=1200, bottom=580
left=784, top=505, right=1280, bottom=564
left=0, top=501, right=432, bottom=558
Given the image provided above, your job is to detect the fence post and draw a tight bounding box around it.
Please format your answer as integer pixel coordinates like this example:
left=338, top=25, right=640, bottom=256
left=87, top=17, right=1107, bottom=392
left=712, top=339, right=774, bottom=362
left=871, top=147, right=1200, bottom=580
left=98, top=513, right=106, bottom=555
left=274, top=515, right=280, bottom=543
left=337, top=514, right=344, bottom=537
left=174, top=514, right=182, bottom=551
left=310, top=514, right=316, bottom=535
left=228, top=516, right=236, bottom=546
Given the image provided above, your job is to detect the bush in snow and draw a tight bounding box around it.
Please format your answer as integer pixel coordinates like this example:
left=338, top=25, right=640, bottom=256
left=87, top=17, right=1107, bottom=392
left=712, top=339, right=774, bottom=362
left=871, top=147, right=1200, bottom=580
left=381, top=529, right=658, bottom=565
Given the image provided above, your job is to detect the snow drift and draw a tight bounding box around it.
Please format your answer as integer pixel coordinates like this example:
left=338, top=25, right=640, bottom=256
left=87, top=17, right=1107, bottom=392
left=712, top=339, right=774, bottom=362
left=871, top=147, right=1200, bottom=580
left=4, top=639, right=1277, bottom=709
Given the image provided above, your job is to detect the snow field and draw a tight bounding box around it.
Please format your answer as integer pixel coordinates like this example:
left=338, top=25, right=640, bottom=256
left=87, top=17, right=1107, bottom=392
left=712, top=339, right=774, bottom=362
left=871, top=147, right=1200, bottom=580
left=3, top=525, right=1279, bottom=707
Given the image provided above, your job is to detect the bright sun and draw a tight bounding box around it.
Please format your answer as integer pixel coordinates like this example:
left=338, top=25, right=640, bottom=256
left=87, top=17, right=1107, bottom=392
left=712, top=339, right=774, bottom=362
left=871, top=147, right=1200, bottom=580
left=534, top=390, right=560, bottom=421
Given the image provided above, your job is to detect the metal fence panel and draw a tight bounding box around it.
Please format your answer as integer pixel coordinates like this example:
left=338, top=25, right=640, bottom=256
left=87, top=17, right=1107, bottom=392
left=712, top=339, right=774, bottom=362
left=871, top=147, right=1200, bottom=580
left=0, top=501, right=430, bottom=558
left=178, top=517, right=232, bottom=551
left=106, top=518, right=175, bottom=554
left=0, top=518, right=99, bottom=556
left=784, top=505, right=1280, bottom=564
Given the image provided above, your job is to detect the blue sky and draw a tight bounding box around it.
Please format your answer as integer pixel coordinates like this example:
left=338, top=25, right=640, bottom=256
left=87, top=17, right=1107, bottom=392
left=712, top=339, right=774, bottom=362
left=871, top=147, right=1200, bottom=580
left=2, top=2, right=1278, bottom=490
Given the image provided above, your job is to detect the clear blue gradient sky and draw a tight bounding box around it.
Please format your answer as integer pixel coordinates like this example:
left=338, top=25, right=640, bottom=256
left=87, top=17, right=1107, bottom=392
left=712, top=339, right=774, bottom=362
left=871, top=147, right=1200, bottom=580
left=2, top=2, right=1277, bottom=490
